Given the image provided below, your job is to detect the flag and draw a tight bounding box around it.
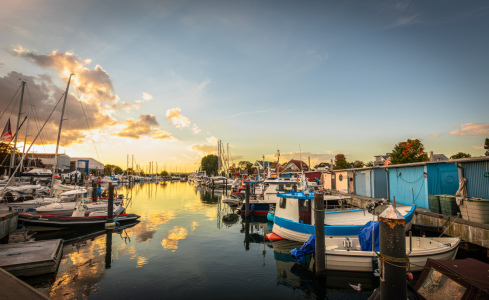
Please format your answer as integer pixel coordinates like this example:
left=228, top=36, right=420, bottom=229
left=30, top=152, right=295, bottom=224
left=1, top=118, right=12, bottom=142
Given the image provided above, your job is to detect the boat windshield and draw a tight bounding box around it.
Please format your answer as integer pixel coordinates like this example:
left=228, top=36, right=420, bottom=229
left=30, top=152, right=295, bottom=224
left=417, top=268, right=466, bottom=300
left=59, top=195, right=75, bottom=203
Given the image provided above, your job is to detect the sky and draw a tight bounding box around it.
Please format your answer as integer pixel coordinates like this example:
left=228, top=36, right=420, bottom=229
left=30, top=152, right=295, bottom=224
left=0, top=0, right=488, bottom=173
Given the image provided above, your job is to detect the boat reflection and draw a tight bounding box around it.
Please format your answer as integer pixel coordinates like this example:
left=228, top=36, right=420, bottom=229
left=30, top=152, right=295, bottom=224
left=272, top=239, right=379, bottom=299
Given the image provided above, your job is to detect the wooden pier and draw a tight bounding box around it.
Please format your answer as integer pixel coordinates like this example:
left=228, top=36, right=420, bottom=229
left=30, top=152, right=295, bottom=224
left=0, top=239, right=63, bottom=277
left=0, top=211, right=19, bottom=243
left=0, top=268, right=48, bottom=299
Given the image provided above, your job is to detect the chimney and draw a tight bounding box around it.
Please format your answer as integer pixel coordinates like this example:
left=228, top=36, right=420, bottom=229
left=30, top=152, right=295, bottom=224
left=429, top=151, right=434, bottom=161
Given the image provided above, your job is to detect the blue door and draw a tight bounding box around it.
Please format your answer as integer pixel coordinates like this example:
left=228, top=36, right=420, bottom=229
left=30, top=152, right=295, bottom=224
left=440, top=171, right=458, bottom=195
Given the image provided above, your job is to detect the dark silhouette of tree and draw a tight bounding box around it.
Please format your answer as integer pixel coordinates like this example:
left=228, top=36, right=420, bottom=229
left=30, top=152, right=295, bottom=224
left=201, top=155, right=218, bottom=176
left=390, top=139, right=428, bottom=165
left=485, top=138, right=489, bottom=156
left=450, top=152, right=471, bottom=159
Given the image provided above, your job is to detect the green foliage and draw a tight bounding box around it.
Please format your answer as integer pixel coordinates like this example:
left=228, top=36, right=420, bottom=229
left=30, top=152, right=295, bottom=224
left=450, top=152, right=471, bottom=159
left=485, top=138, right=489, bottom=156
left=201, top=155, right=218, bottom=176
left=161, top=170, right=168, bottom=176
left=390, top=139, right=429, bottom=165
left=366, top=161, right=374, bottom=167
left=334, top=154, right=351, bottom=170
left=353, top=161, right=365, bottom=168
left=104, top=164, right=123, bottom=175
left=0, top=142, right=19, bottom=174
left=237, top=160, right=254, bottom=174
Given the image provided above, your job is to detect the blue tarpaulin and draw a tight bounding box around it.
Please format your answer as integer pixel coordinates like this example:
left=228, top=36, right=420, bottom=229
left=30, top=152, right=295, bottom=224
left=358, top=221, right=379, bottom=251
left=290, top=234, right=316, bottom=262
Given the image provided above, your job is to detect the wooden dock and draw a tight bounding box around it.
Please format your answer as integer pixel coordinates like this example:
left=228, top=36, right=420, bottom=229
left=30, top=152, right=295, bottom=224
left=0, top=239, right=63, bottom=277
left=0, top=210, right=19, bottom=243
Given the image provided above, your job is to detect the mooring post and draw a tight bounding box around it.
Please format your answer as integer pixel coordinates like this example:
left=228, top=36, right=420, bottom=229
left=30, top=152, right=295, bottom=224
left=245, top=215, right=250, bottom=251
left=91, top=180, right=97, bottom=201
left=379, top=197, right=406, bottom=300
left=314, top=193, right=326, bottom=276
left=245, top=182, right=250, bottom=217
left=105, top=183, right=115, bottom=229
left=105, top=228, right=113, bottom=269
left=74, top=173, right=78, bottom=185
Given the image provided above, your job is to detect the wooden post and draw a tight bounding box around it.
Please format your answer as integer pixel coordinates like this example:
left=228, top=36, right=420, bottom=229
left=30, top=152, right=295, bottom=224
left=379, top=197, right=406, bottom=300
left=74, top=173, right=78, bottom=185
left=105, top=229, right=112, bottom=269
left=314, top=193, right=326, bottom=276
left=245, top=182, right=250, bottom=217
left=105, top=183, right=115, bottom=229
left=91, top=180, right=97, bottom=201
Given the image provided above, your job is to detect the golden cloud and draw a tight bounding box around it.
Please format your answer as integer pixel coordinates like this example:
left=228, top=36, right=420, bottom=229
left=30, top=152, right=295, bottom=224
left=449, top=123, right=489, bottom=136
left=161, top=226, right=188, bottom=252
left=166, top=107, right=191, bottom=128
left=115, top=114, right=173, bottom=140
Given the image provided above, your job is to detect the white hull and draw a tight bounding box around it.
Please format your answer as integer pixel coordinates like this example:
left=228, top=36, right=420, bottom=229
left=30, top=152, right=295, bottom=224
left=36, top=202, right=124, bottom=215
left=321, top=236, right=459, bottom=272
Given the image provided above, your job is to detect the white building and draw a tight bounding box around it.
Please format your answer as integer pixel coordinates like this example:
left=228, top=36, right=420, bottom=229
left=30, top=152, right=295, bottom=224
left=27, top=153, right=71, bottom=171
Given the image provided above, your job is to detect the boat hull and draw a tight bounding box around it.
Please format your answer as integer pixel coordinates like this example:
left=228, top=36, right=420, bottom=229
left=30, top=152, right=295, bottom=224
left=18, top=213, right=140, bottom=231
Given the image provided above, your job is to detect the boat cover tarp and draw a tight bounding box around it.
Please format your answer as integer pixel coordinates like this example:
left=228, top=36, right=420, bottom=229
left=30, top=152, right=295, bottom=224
left=290, top=234, right=315, bottom=262
left=358, top=221, right=379, bottom=252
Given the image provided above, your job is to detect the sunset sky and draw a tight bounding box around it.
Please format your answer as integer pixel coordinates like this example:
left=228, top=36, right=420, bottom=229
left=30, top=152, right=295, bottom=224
left=1, top=0, right=488, bottom=172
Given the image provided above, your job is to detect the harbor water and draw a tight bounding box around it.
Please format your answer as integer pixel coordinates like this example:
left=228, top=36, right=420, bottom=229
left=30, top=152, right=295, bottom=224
left=23, top=181, right=375, bottom=299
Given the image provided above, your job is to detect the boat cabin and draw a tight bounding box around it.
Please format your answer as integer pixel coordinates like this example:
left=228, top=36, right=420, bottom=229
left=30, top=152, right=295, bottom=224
left=415, top=258, right=489, bottom=300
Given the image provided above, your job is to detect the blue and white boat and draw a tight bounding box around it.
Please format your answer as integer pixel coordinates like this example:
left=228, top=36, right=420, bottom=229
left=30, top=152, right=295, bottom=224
left=238, top=176, right=309, bottom=215
left=267, top=190, right=416, bottom=242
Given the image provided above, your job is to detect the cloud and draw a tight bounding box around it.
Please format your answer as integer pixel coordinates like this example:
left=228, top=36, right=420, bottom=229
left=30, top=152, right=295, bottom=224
left=3, top=48, right=166, bottom=147
left=116, top=92, right=154, bottom=112
left=192, top=124, right=201, bottom=134
left=473, top=144, right=484, bottom=150
left=188, top=136, right=218, bottom=155
left=115, top=114, right=173, bottom=140
left=166, top=107, right=191, bottom=128
left=0, top=71, right=117, bottom=146
left=427, top=134, right=440, bottom=138
left=449, top=123, right=489, bottom=136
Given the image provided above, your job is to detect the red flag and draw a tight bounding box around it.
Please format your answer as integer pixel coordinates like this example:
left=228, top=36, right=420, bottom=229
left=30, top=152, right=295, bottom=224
left=1, top=118, right=12, bottom=142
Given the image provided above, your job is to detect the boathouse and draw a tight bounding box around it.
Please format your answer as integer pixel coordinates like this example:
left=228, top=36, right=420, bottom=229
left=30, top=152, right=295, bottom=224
left=384, top=161, right=459, bottom=209
left=352, top=167, right=388, bottom=199
left=450, top=156, right=489, bottom=199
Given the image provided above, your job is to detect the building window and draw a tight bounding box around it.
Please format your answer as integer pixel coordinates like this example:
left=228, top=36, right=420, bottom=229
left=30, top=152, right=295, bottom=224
left=280, top=198, right=287, bottom=209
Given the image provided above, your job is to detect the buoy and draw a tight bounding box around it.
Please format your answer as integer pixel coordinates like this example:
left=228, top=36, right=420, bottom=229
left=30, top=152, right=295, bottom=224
left=265, top=232, right=284, bottom=241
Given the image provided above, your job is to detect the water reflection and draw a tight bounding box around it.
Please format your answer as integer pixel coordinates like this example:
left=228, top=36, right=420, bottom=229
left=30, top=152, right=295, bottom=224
left=25, top=181, right=379, bottom=300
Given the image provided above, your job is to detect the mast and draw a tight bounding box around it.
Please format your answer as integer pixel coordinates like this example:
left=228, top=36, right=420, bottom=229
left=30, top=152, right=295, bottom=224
left=10, top=81, right=25, bottom=176
left=20, top=103, right=32, bottom=172
left=50, top=74, right=74, bottom=196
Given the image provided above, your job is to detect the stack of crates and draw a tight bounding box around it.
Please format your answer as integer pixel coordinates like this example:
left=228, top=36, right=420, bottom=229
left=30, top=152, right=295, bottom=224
left=428, top=194, right=441, bottom=214
left=439, top=195, right=461, bottom=216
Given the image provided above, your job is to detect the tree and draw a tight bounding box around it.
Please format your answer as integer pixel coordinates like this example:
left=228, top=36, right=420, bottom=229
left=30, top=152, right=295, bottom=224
left=485, top=138, right=489, bottom=156
left=160, top=170, right=168, bottom=176
left=237, top=161, right=254, bottom=174
left=0, top=142, right=19, bottom=175
left=353, top=161, right=365, bottom=168
left=104, top=164, right=123, bottom=175
left=450, top=152, right=472, bottom=159
left=334, top=154, right=351, bottom=170
left=390, top=139, right=429, bottom=165
left=201, top=155, right=218, bottom=176
left=366, top=161, right=374, bottom=167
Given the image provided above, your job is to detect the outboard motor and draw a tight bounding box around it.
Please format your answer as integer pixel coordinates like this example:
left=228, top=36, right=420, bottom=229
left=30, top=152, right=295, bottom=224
left=366, top=203, right=375, bottom=214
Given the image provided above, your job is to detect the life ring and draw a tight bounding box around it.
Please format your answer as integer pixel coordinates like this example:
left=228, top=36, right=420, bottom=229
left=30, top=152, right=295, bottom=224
left=484, top=172, right=489, bottom=178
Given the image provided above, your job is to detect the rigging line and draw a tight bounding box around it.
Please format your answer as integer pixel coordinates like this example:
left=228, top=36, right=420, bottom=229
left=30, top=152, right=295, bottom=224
left=78, top=100, right=102, bottom=163
left=1, top=93, right=65, bottom=193
left=0, top=84, right=21, bottom=124
left=31, top=107, right=48, bottom=153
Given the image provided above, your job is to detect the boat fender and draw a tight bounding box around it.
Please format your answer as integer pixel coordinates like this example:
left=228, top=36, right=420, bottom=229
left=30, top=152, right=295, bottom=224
left=251, top=204, right=255, bottom=213
left=83, top=205, right=88, bottom=210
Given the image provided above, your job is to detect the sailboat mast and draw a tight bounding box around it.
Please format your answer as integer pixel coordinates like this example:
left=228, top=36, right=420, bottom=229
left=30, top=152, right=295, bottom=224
left=20, top=103, right=32, bottom=172
left=50, top=74, right=74, bottom=196
left=10, top=81, right=25, bottom=176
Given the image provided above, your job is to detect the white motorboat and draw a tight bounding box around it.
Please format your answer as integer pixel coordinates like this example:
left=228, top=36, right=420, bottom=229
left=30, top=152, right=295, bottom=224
left=35, top=189, right=124, bottom=215
left=292, top=235, right=460, bottom=272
